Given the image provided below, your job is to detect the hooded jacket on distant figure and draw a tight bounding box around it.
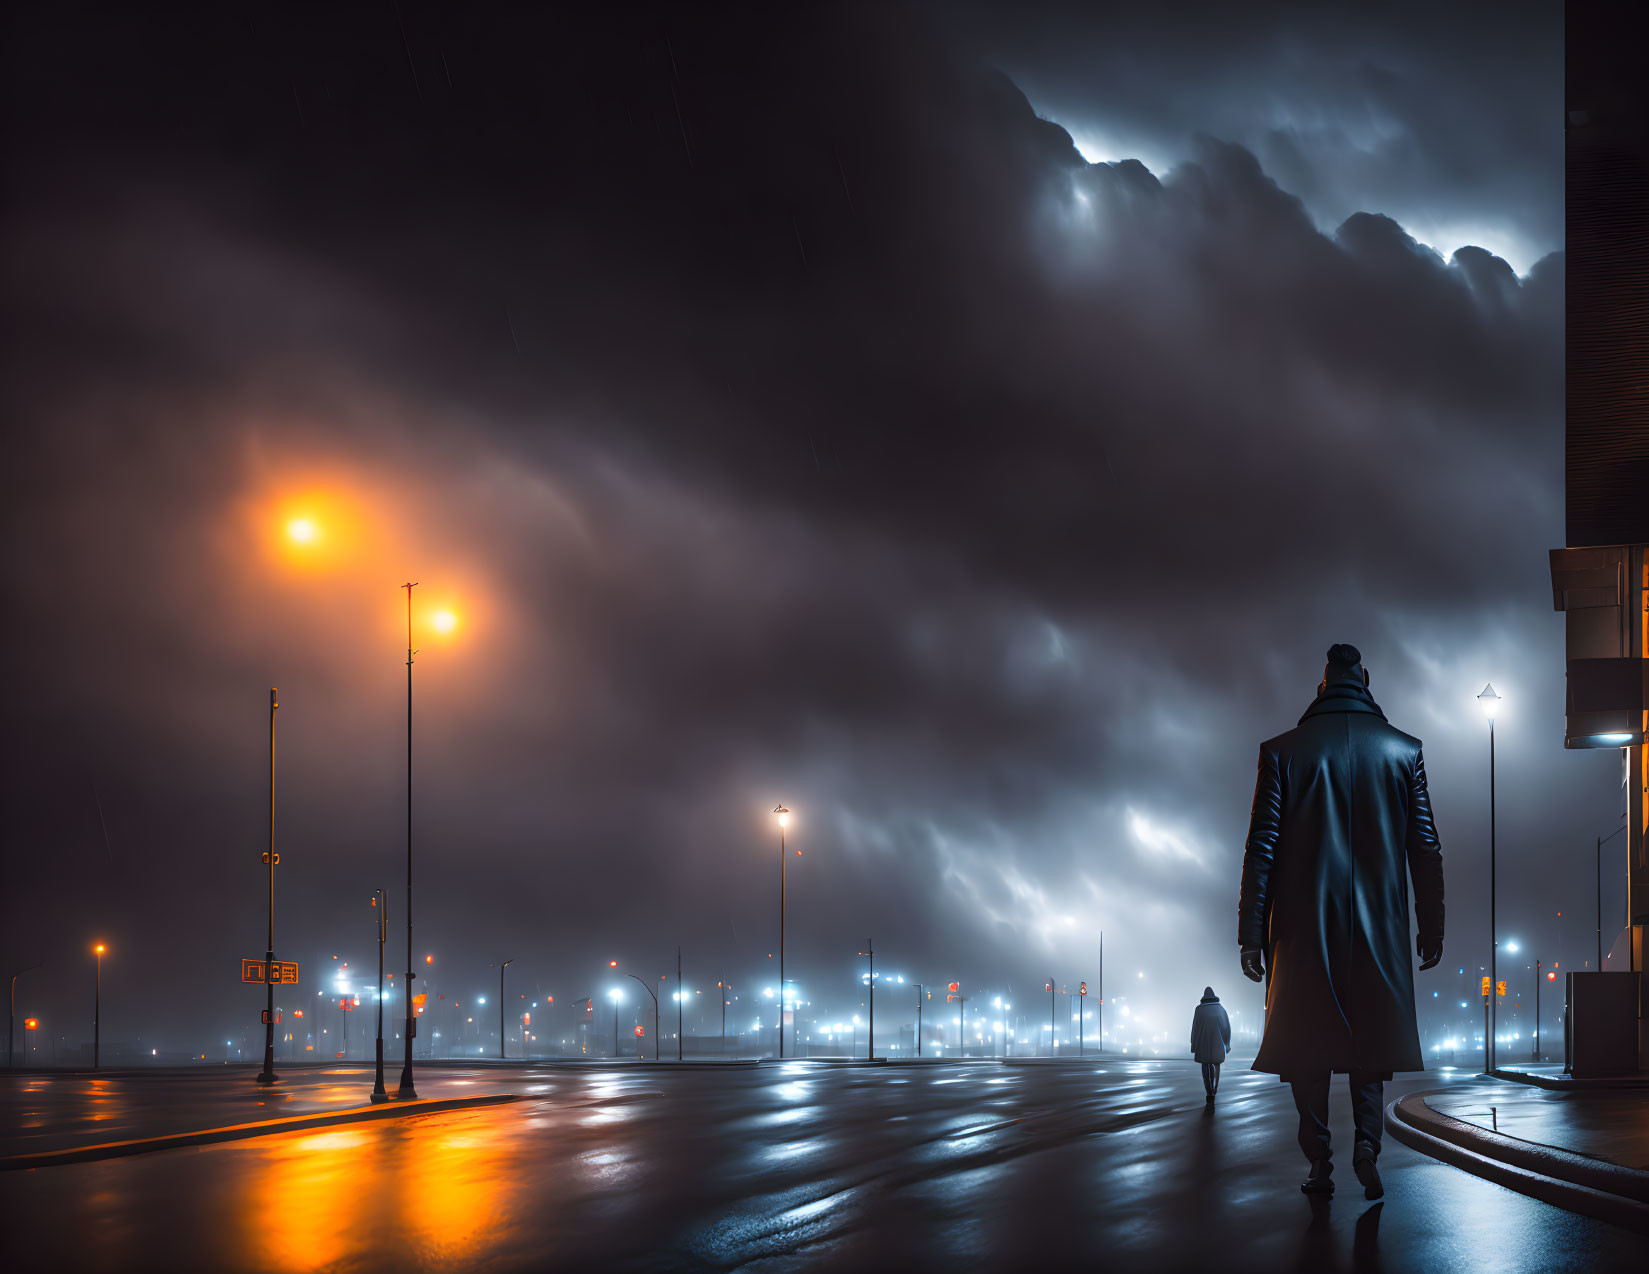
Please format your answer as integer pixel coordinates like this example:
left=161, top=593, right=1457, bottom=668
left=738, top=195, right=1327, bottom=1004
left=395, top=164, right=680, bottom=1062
left=1238, top=664, right=1445, bottom=1076
left=1191, top=989, right=1231, bottom=1064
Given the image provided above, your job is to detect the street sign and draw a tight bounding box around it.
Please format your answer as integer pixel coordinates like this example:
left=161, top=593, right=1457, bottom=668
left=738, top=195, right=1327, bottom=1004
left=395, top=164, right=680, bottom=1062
left=337, top=998, right=354, bottom=1011
left=1496, top=981, right=1507, bottom=997
left=241, top=959, right=299, bottom=984
left=261, top=1009, right=282, bottom=1025
left=1481, top=976, right=1491, bottom=997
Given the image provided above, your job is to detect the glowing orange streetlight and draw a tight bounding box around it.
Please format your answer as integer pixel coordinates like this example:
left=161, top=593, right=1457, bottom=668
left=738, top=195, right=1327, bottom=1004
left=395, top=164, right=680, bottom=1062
left=431, top=609, right=458, bottom=635
left=286, top=518, right=319, bottom=545
left=92, top=943, right=106, bottom=1070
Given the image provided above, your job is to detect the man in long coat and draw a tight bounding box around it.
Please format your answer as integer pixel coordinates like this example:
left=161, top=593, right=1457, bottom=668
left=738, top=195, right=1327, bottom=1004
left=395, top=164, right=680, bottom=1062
left=1238, top=643, right=1445, bottom=1200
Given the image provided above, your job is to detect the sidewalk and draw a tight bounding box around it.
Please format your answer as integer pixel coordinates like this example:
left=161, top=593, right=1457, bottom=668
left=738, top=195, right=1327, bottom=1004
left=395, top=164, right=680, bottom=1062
left=1386, top=1075, right=1649, bottom=1234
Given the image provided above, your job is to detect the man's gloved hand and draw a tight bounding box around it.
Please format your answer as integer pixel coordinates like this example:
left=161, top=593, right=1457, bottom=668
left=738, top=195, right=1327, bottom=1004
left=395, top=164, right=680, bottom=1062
left=1240, top=947, right=1265, bottom=983
left=1417, top=936, right=1442, bottom=971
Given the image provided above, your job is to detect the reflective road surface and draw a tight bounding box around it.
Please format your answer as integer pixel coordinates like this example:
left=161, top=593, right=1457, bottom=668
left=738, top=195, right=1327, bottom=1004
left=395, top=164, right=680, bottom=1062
left=3, top=1060, right=1645, bottom=1272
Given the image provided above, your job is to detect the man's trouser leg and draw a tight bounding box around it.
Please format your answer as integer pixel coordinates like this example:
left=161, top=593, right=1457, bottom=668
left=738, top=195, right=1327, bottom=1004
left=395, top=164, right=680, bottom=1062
left=1289, top=1072, right=1332, bottom=1163
left=1202, top=1063, right=1217, bottom=1097
left=1348, top=1072, right=1383, bottom=1158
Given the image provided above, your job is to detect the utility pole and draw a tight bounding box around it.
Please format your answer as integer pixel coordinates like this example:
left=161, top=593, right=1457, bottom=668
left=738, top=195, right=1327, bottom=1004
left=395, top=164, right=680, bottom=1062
left=1049, top=977, right=1056, bottom=1057
left=372, top=891, right=388, bottom=1102
left=398, top=583, right=420, bottom=1100
left=860, top=939, right=874, bottom=1061
left=1535, top=960, right=1542, bottom=1061
left=494, top=959, right=514, bottom=1059
left=775, top=805, right=789, bottom=1060
left=8, top=966, right=39, bottom=1071
left=719, top=979, right=728, bottom=1056
left=676, top=947, right=683, bottom=1062
left=256, top=689, right=280, bottom=1085
left=914, top=983, right=923, bottom=1058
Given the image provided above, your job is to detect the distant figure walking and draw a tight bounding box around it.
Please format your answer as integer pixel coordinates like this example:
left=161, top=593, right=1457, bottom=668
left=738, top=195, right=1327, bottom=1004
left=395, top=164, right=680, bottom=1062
left=1191, top=986, right=1231, bottom=1105
left=1238, top=644, right=1445, bottom=1201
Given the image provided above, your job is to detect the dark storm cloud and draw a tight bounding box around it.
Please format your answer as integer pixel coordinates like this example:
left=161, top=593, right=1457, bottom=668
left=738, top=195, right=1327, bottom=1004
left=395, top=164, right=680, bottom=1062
left=962, top=0, right=1564, bottom=272
left=1, top=4, right=1613, bottom=1054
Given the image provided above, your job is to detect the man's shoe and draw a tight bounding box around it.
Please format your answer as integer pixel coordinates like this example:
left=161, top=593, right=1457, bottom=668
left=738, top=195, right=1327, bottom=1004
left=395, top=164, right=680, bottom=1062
left=1353, top=1149, right=1383, bottom=1200
left=1301, top=1161, right=1334, bottom=1195
left=1205, top=1094, right=1215, bottom=1106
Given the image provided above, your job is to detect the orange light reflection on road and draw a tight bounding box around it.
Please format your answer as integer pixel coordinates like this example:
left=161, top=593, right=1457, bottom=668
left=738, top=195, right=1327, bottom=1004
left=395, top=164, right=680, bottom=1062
left=244, top=1127, right=370, bottom=1272
left=401, top=1122, right=512, bottom=1263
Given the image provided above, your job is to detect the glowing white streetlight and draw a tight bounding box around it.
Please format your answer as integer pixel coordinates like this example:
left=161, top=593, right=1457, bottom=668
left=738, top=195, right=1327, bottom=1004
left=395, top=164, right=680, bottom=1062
left=1477, top=683, right=1500, bottom=719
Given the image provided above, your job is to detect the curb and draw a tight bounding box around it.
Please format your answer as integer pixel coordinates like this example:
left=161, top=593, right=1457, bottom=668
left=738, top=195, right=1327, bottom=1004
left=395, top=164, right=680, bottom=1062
left=1490, top=1067, right=1649, bottom=1092
left=1, top=1093, right=523, bottom=1171
left=1385, top=1092, right=1649, bottom=1234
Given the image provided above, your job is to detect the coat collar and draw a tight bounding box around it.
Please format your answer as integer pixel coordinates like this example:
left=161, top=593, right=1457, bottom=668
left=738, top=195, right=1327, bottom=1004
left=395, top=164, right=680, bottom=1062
left=1299, top=680, right=1387, bottom=725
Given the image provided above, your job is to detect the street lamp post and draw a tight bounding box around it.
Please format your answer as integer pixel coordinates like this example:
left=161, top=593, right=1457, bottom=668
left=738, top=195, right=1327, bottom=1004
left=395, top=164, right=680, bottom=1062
left=1048, top=977, right=1056, bottom=1057
left=372, top=891, right=388, bottom=1102
left=8, top=966, right=40, bottom=1071
left=493, top=960, right=514, bottom=1059
left=93, top=944, right=105, bottom=1069
left=1099, top=930, right=1105, bottom=1054
left=399, top=582, right=420, bottom=1100
left=1478, top=683, right=1500, bottom=1074
left=719, top=979, right=728, bottom=1056
left=1534, top=959, right=1542, bottom=1062
left=624, top=975, right=659, bottom=1060
left=676, top=948, right=683, bottom=1062
left=859, top=939, right=875, bottom=1061
left=914, top=984, right=923, bottom=1058
left=257, top=688, right=281, bottom=1086
left=775, top=805, right=789, bottom=1059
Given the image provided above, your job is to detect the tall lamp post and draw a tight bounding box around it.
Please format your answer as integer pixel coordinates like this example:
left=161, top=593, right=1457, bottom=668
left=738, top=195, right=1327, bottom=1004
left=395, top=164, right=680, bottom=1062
left=93, top=944, right=105, bottom=1069
left=398, top=582, right=420, bottom=1100
left=492, top=960, right=514, bottom=1059
left=257, top=688, right=281, bottom=1085
left=624, top=974, right=659, bottom=1060
left=8, top=965, right=40, bottom=1071
left=774, top=805, right=789, bottom=1059
left=914, top=983, right=924, bottom=1058
left=1478, top=683, right=1500, bottom=1074
left=859, top=939, right=875, bottom=1061
left=372, top=890, right=388, bottom=1102
left=676, top=948, right=683, bottom=1062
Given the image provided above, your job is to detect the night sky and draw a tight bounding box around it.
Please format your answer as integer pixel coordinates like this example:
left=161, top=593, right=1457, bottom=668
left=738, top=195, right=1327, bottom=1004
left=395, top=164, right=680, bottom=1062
left=1, top=3, right=1623, bottom=1055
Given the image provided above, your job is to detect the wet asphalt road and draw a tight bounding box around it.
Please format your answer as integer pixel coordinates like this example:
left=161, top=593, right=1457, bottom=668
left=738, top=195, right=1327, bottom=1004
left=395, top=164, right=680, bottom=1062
left=2, top=1060, right=1645, bottom=1273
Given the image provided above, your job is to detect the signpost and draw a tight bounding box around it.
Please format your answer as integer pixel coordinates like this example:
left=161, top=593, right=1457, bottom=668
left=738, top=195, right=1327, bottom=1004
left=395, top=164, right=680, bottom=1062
left=241, top=960, right=299, bottom=985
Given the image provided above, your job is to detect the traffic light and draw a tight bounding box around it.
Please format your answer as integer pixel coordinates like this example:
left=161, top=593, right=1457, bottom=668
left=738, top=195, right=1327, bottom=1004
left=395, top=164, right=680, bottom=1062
left=1481, top=976, right=1491, bottom=997
left=1547, top=971, right=1557, bottom=981
left=1080, top=982, right=1087, bottom=996
left=1496, top=981, right=1507, bottom=997
left=23, top=1018, right=38, bottom=1030
left=523, top=1012, right=531, bottom=1027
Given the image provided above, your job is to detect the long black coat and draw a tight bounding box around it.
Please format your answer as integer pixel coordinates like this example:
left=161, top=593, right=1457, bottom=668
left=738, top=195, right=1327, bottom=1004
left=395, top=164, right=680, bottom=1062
left=1238, top=678, right=1445, bottom=1075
